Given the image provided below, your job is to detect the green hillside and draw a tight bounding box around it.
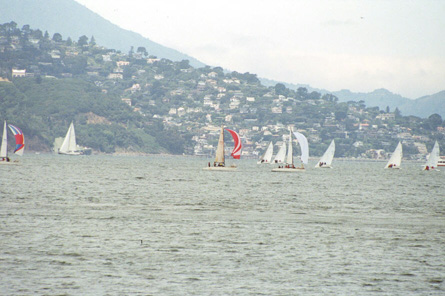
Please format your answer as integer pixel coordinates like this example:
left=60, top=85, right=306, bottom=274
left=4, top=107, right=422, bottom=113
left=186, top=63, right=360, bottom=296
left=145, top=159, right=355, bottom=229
left=1, top=22, right=444, bottom=158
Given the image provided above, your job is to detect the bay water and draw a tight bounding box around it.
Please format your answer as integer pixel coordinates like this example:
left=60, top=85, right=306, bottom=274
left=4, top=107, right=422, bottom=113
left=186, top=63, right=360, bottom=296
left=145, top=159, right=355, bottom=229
left=1, top=155, right=444, bottom=295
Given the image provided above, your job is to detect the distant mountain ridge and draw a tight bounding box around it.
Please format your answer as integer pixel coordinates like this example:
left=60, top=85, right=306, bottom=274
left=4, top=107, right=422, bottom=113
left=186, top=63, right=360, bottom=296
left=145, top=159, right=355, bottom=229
left=0, top=0, right=205, bottom=67
left=262, top=78, right=445, bottom=118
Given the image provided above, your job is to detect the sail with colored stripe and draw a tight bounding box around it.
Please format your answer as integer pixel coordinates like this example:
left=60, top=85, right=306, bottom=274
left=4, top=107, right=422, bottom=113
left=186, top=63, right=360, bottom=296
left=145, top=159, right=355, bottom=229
left=8, top=123, right=25, bottom=156
left=225, top=128, right=242, bottom=159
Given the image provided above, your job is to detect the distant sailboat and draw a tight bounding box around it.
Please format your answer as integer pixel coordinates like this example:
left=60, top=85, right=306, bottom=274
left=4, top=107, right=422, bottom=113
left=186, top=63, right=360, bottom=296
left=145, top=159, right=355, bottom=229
left=1, top=121, right=25, bottom=164
left=203, top=126, right=241, bottom=171
left=423, top=141, right=440, bottom=171
left=315, top=140, right=335, bottom=168
left=257, top=141, right=274, bottom=164
left=385, top=142, right=402, bottom=169
left=58, top=122, right=83, bottom=155
left=272, top=129, right=308, bottom=172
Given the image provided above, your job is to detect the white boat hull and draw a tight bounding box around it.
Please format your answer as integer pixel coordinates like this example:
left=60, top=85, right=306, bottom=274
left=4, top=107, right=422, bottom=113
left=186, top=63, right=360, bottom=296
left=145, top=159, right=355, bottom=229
left=316, top=165, right=332, bottom=169
left=272, top=167, right=305, bottom=172
left=0, top=161, right=19, bottom=165
left=58, top=151, right=83, bottom=155
left=203, top=166, right=237, bottom=171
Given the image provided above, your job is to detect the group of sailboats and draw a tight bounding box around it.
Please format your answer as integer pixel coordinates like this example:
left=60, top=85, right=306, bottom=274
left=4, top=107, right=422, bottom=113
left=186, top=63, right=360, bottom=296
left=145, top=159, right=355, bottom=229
left=0, top=121, right=25, bottom=164
left=384, top=140, right=441, bottom=171
left=256, top=135, right=441, bottom=171
left=271, top=129, right=308, bottom=172
left=257, top=128, right=311, bottom=172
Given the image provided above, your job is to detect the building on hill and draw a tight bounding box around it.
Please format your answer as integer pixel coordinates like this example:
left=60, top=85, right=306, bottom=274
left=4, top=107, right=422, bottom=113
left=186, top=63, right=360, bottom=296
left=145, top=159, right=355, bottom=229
left=12, top=69, right=26, bottom=77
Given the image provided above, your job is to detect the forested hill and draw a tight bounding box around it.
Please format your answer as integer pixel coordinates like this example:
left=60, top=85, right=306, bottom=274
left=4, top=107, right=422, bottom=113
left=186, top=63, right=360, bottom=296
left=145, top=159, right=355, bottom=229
left=0, top=0, right=204, bottom=68
left=1, top=22, right=444, bottom=158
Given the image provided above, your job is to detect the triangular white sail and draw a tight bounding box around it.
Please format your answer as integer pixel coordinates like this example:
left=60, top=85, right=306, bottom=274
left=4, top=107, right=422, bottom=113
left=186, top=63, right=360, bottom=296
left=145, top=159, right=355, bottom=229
left=0, top=121, right=7, bottom=158
left=315, top=140, right=335, bottom=168
left=423, top=141, right=440, bottom=170
left=59, top=122, right=81, bottom=155
left=214, top=126, right=225, bottom=165
left=258, top=141, right=273, bottom=164
left=385, top=142, right=402, bottom=169
left=271, top=142, right=286, bottom=164
left=285, top=130, right=293, bottom=165
left=293, top=131, right=309, bottom=164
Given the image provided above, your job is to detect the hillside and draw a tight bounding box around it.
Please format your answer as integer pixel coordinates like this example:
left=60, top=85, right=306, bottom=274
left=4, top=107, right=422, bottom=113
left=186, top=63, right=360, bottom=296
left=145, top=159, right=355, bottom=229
left=0, top=0, right=205, bottom=68
left=1, top=22, right=444, bottom=158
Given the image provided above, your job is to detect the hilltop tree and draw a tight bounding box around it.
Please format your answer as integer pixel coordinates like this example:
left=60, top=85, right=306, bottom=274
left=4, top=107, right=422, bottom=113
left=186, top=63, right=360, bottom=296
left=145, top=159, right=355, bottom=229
left=52, top=33, right=62, bottom=42
left=78, top=35, right=88, bottom=46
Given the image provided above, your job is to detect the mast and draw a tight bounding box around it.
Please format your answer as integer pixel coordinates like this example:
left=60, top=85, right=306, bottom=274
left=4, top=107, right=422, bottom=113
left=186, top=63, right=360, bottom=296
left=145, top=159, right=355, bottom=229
left=285, top=129, right=293, bottom=165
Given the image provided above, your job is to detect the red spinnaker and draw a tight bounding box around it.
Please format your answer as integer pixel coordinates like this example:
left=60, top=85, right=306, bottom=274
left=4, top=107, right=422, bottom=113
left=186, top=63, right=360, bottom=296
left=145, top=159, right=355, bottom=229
left=225, top=128, right=242, bottom=159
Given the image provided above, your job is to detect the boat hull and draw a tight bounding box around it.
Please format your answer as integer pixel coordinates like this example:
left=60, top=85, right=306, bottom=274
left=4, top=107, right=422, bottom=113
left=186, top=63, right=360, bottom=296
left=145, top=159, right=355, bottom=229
left=271, top=167, right=305, bottom=172
left=0, top=161, right=19, bottom=165
left=203, top=166, right=237, bottom=171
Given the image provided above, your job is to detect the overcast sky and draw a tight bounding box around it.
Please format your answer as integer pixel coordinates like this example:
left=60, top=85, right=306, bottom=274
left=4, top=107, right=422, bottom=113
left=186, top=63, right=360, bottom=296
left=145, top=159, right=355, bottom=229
left=74, top=0, right=444, bottom=99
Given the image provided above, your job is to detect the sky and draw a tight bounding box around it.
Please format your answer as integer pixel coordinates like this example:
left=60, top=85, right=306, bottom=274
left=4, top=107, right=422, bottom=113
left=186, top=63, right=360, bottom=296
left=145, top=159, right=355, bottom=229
left=74, top=0, right=445, bottom=99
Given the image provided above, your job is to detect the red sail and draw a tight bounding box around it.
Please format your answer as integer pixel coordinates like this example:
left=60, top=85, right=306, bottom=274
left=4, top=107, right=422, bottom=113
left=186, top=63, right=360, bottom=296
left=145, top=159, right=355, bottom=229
left=225, top=128, right=242, bottom=159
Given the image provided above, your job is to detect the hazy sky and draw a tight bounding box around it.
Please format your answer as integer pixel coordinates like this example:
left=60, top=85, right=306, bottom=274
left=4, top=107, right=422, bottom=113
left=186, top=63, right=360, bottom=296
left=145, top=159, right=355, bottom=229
left=74, top=0, right=445, bottom=98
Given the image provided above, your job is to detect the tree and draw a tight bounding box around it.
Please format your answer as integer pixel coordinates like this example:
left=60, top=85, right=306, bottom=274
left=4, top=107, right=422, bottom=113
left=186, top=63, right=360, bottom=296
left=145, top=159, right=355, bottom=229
left=89, top=35, right=96, bottom=46
left=426, top=113, right=442, bottom=130
left=52, top=33, right=62, bottom=42
left=78, top=35, right=88, bottom=46
left=274, top=83, right=288, bottom=96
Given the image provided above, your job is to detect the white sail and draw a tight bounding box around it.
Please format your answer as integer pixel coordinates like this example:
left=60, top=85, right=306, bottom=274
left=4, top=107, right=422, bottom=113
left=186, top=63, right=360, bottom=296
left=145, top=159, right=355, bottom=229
left=272, top=142, right=286, bottom=164
left=385, top=142, right=402, bottom=169
left=293, top=131, right=309, bottom=164
left=315, top=140, right=335, bottom=168
left=59, top=122, right=81, bottom=155
left=285, top=131, right=293, bottom=165
left=214, top=126, right=225, bottom=165
left=258, top=141, right=274, bottom=164
left=0, top=121, right=7, bottom=158
left=424, top=141, right=440, bottom=170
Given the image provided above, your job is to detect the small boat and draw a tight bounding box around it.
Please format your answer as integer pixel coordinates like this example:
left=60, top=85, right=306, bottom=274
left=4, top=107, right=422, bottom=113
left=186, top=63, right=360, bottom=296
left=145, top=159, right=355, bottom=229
left=272, top=129, right=308, bottom=172
left=257, top=141, right=274, bottom=164
left=0, top=121, right=25, bottom=164
left=423, top=141, right=440, bottom=171
left=315, top=140, right=335, bottom=168
left=385, top=142, right=402, bottom=169
left=203, top=126, right=242, bottom=171
left=58, top=122, right=84, bottom=155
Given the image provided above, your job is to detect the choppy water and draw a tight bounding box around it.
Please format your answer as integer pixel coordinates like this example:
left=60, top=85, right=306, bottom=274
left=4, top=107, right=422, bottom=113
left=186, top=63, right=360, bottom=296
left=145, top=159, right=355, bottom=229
left=1, top=155, right=444, bottom=295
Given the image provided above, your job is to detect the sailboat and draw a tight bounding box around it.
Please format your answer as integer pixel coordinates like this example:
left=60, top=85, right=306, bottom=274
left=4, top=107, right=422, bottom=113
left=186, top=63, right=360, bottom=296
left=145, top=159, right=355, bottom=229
left=272, top=129, right=308, bottom=172
left=315, top=140, right=335, bottom=168
left=257, top=141, right=274, bottom=164
left=1, top=121, right=25, bottom=164
left=58, top=122, right=83, bottom=155
left=203, top=126, right=242, bottom=171
left=385, top=142, right=402, bottom=169
left=423, top=141, right=440, bottom=171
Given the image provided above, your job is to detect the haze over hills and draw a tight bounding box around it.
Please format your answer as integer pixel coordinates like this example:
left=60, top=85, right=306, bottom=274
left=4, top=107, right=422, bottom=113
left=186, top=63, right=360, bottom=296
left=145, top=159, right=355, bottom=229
left=0, top=0, right=205, bottom=68
left=2, top=0, right=444, bottom=118
left=262, top=80, right=445, bottom=118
